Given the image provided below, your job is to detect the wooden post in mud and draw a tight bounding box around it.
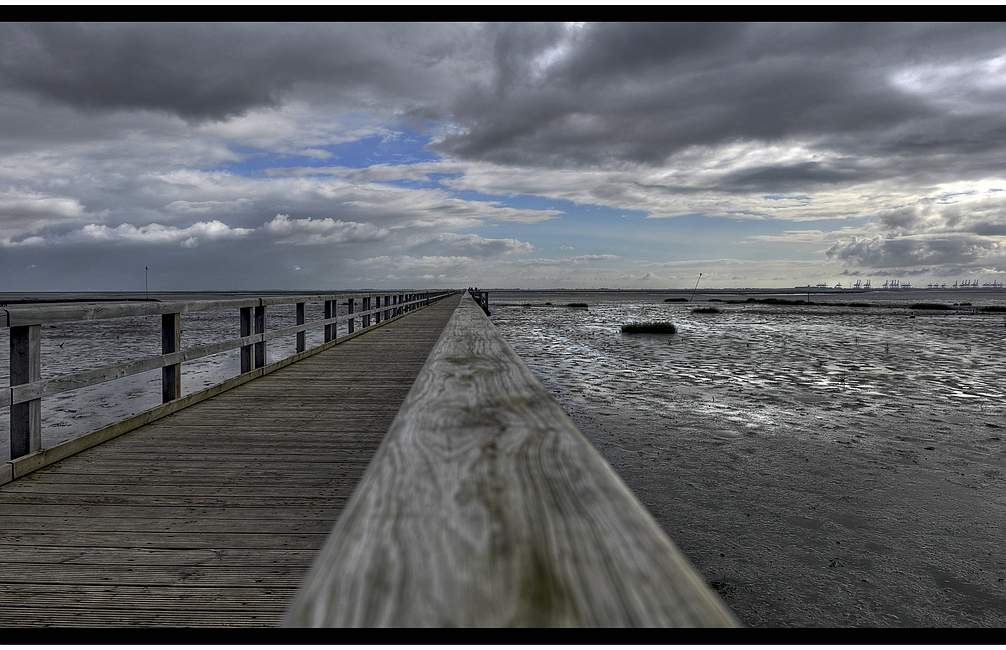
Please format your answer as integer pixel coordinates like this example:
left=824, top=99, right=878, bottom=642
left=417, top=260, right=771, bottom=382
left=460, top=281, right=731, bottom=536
left=240, top=306, right=254, bottom=374
left=285, top=292, right=738, bottom=628
left=324, top=300, right=335, bottom=343
left=296, top=302, right=306, bottom=353
left=161, top=313, right=181, bottom=403
left=10, top=324, right=42, bottom=459
left=254, top=305, right=267, bottom=369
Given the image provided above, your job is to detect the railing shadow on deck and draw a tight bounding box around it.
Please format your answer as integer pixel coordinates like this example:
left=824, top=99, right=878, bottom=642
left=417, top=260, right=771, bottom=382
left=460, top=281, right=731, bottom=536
left=1, top=290, right=457, bottom=484
left=285, top=292, right=739, bottom=627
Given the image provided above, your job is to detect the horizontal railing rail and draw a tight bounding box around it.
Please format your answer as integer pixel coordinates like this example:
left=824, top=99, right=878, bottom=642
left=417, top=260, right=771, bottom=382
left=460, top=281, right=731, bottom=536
left=285, top=291, right=738, bottom=627
left=3, top=290, right=457, bottom=463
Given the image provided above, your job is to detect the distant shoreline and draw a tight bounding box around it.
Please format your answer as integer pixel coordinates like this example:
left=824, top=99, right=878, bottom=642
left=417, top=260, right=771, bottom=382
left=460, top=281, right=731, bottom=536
left=4, top=286, right=1006, bottom=307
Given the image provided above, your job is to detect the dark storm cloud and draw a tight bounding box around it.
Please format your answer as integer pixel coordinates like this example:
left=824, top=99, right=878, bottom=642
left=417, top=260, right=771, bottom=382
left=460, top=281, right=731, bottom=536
left=877, top=206, right=924, bottom=230
left=719, top=162, right=862, bottom=193
left=826, top=235, right=1004, bottom=269
left=437, top=23, right=1006, bottom=172
left=4, top=22, right=1004, bottom=175
left=0, top=23, right=469, bottom=122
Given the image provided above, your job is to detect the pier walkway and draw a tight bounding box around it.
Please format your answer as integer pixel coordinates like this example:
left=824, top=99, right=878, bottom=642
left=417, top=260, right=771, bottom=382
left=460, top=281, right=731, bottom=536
left=0, top=293, right=461, bottom=627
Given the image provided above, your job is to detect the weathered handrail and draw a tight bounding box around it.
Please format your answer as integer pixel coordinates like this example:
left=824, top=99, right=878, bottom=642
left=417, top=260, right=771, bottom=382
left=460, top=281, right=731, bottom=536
left=3, top=290, right=456, bottom=466
left=285, top=292, right=738, bottom=627
left=467, top=287, right=490, bottom=316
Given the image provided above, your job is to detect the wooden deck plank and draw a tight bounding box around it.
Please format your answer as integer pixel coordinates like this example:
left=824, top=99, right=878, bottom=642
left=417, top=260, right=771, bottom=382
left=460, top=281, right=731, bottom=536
left=0, top=516, right=339, bottom=534
left=0, top=565, right=309, bottom=587
left=0, top=608, right=283, bottom=628
left=0, top=504, right=346, bottom=519
left=0, top=532, right=327, bottom=549
left=0, top=582, right=297, bottom=604
left=0, top=293, right=461, bottom=627
left=0, top=497, right=341, bottom=509
left=0, top=545, right=314, bottom=565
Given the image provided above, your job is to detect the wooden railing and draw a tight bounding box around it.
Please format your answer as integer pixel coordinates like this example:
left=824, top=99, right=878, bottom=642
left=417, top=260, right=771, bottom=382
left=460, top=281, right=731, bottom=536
left=285, top=291, right=738, bottom=627
left=468, top=287, right=490, bottom=316
left=1, top=290, right=456, bottom=482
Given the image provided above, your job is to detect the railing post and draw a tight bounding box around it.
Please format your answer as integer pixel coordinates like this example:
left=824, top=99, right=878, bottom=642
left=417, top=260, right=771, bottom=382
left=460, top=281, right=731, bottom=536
left=240, top=307, right=253, bottom=373
left=363, top=297, right=371, bottom=328
left=296, top=302, right=306, bottom=353
left=347, top=298, right=355, bottom=334
left=161, top=313, right=181, bottom=403
left=324, top=300, right=334, bottom=343
left=384, top=295, right=391, bottom=321
left=374, top=296, right=382, bottom=324
left=10, top=324, right=41, bottom=459
left=254, top=304, right=266, bottom=369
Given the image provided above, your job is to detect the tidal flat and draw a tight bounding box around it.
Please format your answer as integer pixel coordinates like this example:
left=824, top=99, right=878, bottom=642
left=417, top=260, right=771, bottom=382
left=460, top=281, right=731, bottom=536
left=493, top=289, right=1006, bottom=627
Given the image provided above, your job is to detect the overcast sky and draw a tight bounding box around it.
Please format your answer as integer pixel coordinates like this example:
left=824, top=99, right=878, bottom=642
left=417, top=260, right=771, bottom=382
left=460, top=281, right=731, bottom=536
left=2, top=22, right=1006, bottom=291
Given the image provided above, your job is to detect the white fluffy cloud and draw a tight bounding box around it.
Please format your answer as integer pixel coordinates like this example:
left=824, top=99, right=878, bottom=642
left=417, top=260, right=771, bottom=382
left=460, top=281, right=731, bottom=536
left=264, top=213, right=390, bottom=244
left=3, top=220, right=254, bottom=248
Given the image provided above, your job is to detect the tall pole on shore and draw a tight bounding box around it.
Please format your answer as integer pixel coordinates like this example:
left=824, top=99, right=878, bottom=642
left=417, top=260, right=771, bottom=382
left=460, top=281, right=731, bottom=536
left=689, top=272, right=703, bottom=302
left=145, top=266, right=148, bottom=300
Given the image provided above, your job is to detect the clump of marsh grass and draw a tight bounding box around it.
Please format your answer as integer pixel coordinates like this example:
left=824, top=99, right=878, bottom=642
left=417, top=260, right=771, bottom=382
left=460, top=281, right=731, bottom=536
left=753, top=297, right=810, bottom=305
left=691, top=306, right=720, bottom=314
left=621, top=321, right=677, bottom=334
left=566, top=302, right=589, bottom=308
left=980, top=305, right=1006, bottom=312
left=909, top=303, right=953, bottom=310
left=720, top=297, right=813, bottom=305
left=663, top=297, right=688, bottom=302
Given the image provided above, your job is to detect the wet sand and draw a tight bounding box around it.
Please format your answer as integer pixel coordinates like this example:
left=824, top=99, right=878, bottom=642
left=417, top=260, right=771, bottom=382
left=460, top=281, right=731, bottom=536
left=493, top=290, right=1006, bottom=627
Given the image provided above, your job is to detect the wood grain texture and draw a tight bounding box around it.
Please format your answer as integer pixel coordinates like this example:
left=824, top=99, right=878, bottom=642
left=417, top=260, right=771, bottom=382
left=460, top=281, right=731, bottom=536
left=286, top=292, right=739, bottom=628
left=0, top=293, right=461, bottom=627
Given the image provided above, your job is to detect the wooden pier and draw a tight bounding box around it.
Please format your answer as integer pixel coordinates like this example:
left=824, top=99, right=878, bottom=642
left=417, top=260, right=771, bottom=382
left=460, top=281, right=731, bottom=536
left=0, top=292, right=459, bottom=626
left=1, top=290, right=737, bottom=627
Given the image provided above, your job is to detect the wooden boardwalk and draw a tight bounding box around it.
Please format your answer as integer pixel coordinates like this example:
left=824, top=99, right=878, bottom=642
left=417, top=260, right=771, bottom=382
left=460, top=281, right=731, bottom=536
left=0, top=293, right=461, bottom=627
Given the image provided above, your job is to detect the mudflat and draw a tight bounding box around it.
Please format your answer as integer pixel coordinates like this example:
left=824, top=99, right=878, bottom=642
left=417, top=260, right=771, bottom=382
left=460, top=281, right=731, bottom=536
left=494, top=291, right=1006, bottom=627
